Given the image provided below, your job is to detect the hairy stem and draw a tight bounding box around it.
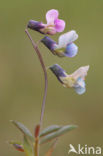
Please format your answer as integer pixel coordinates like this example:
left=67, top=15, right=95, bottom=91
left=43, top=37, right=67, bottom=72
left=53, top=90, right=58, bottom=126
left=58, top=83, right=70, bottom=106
left=25, top=29, right=48, bottom=130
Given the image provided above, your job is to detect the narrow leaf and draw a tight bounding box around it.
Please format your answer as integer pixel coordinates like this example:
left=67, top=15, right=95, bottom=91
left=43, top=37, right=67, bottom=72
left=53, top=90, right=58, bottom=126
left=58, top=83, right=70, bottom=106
left=40, top=125, right=62, bottom=137
left=10, top=120, right=34, bottom=142
left=40, top=125, right=77, bottom=144
left=23, top=136, right=33, bottom=156
left=45, top=139, right=58, bottom=156
left=9, top=141, right=24, bottom=152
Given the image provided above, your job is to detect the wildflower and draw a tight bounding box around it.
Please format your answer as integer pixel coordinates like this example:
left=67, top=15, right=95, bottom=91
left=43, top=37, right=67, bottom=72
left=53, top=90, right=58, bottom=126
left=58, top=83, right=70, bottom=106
left=49, top=64, right=89, bottom=94
left=41, top=30, right=78, bottom=57
left=27, top=9, right=65, bottom=35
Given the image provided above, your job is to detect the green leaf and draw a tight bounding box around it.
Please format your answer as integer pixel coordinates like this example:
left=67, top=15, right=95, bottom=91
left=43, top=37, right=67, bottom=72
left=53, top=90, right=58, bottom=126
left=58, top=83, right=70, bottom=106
left=40, top=125, right=77, bottom=144
left=40, top=125, right=62, bottom=137
left=23, top=136, right=33, bottom=156
left=9, top=141, right=24, bottom=152
left=11, top=120, right=34, bottom=142
left=45, top=139, right=58, bottom=156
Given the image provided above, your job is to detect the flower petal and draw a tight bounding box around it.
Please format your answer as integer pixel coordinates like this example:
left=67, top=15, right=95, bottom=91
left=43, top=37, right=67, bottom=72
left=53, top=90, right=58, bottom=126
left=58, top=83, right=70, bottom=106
left=74, top=78, right=86, bottom=95
left=54, top=19, right=65, bottom=32
left=46, top=9, right=59, bottom=25
left=71, top=65, right=90, bottom=80
left=76, top=77, right=85, bottom=87
left=64, top=43, right=78, bottom=57
left=57, top=30, right=78, bottom=49
left=74, top=86, right=86, bottom=95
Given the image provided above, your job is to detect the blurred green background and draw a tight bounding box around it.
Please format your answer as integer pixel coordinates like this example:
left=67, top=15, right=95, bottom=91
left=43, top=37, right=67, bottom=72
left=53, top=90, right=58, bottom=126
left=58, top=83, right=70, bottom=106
left=0, top=0, right=103, bottom=155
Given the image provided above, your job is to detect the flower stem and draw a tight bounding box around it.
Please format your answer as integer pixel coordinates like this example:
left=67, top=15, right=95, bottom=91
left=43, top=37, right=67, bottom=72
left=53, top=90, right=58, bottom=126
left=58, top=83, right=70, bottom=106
left=34, top=137, right=39, bottom=156
left=25, top=29, right=48, bottom=130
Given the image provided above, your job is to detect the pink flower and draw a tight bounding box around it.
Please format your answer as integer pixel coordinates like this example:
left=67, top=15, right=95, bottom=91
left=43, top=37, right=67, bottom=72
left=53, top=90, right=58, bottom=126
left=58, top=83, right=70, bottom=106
left=45, top=9, right=65, bottom=34
left=28, top=9, right=65, bottom=35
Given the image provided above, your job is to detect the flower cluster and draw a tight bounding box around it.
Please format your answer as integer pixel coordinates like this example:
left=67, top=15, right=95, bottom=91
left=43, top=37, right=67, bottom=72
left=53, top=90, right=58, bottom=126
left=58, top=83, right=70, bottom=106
left=27, top=9, right=89, bottom=94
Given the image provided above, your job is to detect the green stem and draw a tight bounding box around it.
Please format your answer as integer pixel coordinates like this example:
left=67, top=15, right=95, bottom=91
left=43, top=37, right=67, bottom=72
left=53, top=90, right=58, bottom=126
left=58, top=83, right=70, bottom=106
left=34, top=137, right=39, bottom=156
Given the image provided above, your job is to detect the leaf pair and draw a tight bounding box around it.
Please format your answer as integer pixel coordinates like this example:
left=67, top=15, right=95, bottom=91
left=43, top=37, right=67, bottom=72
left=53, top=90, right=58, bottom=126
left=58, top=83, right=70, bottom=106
left=40, top=125, right=77, bottom=144
left=40, top=124, right=77, bottom=156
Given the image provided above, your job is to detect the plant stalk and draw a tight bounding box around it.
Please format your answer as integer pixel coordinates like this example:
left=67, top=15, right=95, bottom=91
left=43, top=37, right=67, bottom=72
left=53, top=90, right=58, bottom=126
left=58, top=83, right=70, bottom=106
left=25, top=29, right=48, bottom=156
left=25, top=29, right=48, bottom=128
left=34, top=137, right=39, bottom=156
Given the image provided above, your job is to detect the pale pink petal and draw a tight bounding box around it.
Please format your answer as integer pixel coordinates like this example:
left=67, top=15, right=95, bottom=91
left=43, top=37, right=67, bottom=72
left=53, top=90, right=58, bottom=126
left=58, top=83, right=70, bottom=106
left=54, top=19, right=65, bottom=32
left=71, top=65, right=90, bottom=80
left=46, top=9, right=59, bottom=25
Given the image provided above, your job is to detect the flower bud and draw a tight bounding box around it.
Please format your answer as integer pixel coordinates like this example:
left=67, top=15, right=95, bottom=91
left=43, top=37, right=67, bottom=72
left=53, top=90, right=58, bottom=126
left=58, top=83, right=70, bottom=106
left=27, top=20, right=45, bottom=34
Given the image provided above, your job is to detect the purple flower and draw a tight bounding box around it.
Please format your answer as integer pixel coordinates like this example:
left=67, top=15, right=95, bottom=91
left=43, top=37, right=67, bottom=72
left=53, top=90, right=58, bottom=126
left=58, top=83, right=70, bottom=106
left=49, top=64, right=89, bottom=95
left=41, top=30, right=78, bottom=57
left=27, top=9, right=65, bottom=35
